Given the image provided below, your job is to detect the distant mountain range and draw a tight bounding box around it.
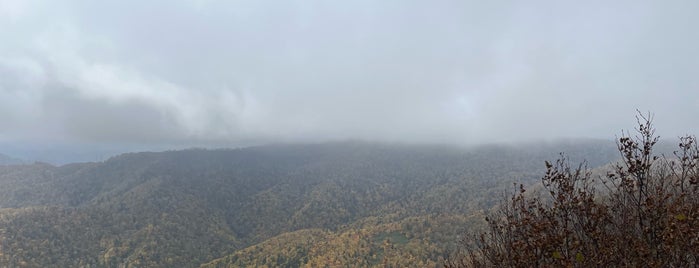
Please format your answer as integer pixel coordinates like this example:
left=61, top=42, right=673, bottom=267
left=0, top=153, right=24, bottom=165
left=0, top=141, right=620, bottom=267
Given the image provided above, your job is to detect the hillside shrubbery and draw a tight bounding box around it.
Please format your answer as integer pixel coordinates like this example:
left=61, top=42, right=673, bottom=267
left=449, top=113, right=698, bottom=267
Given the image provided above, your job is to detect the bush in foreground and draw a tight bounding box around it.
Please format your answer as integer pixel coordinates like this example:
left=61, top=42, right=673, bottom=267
left=448, top=113, right=698, bottom=267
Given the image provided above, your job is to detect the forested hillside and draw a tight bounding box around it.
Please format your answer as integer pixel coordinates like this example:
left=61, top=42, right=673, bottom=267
left=0, top=141, right=619, bottom=267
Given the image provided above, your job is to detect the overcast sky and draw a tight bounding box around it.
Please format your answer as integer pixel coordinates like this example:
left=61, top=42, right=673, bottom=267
left=1, top=0, right=698, bottom=149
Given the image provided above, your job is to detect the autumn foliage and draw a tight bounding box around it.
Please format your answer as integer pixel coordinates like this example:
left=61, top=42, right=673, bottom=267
left=449, top=113, right=699, bottom=267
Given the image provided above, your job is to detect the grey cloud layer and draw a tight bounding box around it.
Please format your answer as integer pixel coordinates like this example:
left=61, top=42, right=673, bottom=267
left=1, top=0, right=698, bottom=146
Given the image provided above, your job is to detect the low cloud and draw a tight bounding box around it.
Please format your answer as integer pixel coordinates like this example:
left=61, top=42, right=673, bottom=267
left=0, top=0, right=698, bottom=148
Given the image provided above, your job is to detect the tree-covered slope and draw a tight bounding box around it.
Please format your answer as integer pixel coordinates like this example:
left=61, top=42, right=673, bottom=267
left=0, top=140, right=619, bottom=267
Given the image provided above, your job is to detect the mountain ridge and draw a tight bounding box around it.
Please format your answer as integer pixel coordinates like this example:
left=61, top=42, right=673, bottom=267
left=0, top=141, right=620, bottom=267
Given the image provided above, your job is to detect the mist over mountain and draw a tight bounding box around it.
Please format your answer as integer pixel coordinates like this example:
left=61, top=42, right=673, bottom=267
left=0, top=153, right=24, bottom=165
left=1, top=1, right=698, bottom=149
left=1, top=0, right=697, bottom=267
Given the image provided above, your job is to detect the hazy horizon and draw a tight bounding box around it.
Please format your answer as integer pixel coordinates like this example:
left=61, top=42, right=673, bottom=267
left=2, top=1, right=698, bottom=162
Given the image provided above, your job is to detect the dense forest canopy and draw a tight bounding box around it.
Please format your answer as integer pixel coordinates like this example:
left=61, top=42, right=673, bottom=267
left=0, top=140, right=620, bottom=267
